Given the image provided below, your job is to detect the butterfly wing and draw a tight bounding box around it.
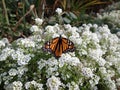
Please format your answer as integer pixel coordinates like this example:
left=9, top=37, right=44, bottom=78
left=42, top=36, right=75, bottom=58
left=50, top=37, right=62, bottom=57
left=42, top=37, right=57, bottom=51
left=62, top=38, right=75, bottom=53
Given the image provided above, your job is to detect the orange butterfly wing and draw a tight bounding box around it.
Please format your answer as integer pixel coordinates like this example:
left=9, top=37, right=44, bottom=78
left=42, top=36, right=75, bottom=58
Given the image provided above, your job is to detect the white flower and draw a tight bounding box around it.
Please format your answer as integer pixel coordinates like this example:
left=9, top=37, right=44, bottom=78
left=88, top=48, right=103, bottom=60
left=46, top=67, right=58, bottom=77
left=17, top=38, right=35, bottom=48
left=116, top=78, right=120, bottom=87
left=117, top=31, right=120, bottom=37
left=67, top=26, right=78, bottom=35
left=117, top=68, right=120, bottom=74
left=38, top=58, right=59, bottom=78
left=25, top=80, right=43, bottom=90
left=54, top=24, right=61, bottom=32
left=0, top=47, right=15, bottom=61
left=82, top=30, right=91, bottom=40
left=90, top=33, right=99, bottom=43
left=1, top=38, right=9, bottom=44
left=97, top=57, right=106, bottom=66
left=97, top=10, right=120, bottom=27
left=35, top=18, right=43, bottom=25
left=25, top=82, right=30, bottom=89
left=11, top=48, right=32, bottom=65
left=0, top=40, right=5, bottom=48
left=31, top=80, right=37, bottom=86
left=47, top=57, right=58, bottom=67
left=10, top=81, right=23, bottom=90
left=58, top=53, right=71, bottom=67
left=36, top=83, right=43, bottom=90
left=105, top=79, right=117, bottom=90
left=99, top=67, right=107, bottom=76
left=90, top=86, right=98, bottom=90
left=68, top=57, right=81, bottom=66
left=17, top=54, right=31, bottom=66
left=89, top=75, right=100, bottom=87
left=0, top=53, right=8, bottom=61
left=52, top=33, right=60, bottom=38
left=98, top=25, right=111, bottom=35
left=5, top=84, right=13, bottom=90
left=8, top=69, right=18, bottom=76
left=11, top=48, right=23, bottom=60
left=64, top=24, right=72, bottom=30
left=46, top=76, right=61, bottom=90
left=45, top=58, right=59, bottom=77
left=30, top=25, right=39, bottom=32
left=45, top=25, right=55, bottom=35
left=69, top=35, right=82, bottom=45
left=55, top=8, right=62, bottom=15
left=107, top=70, right=115, bottom=78
left=0, top=38, right=9, bottom=48
left=29, top=35, right=42, bottom=42
left=2, top=47, right=14, bottom=56
left=82, top=67, right=94, bottom=78
left=93, top=24, right=98, bottom=28
left=17, top=66, right=28, bottom=76
left=66, top=82, right=80, bottom=90
left=38, top=59, right=47, bottom=70
left=59, top=53, right=81, bottom=68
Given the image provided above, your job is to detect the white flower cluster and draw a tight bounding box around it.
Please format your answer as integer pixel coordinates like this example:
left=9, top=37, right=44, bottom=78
left=0, top=38, right=9, bottom=48
left=7, top=66, right=28, bottom=79
left=35, top=18, right=43, bottom=26
left=89, top=75, right=100, bottom=88
left=16, top=38, right=35, bottom=48
left=66, top=82, right=80, bottom=90
left=46, top=76, right=61, bottom=90
left=97, top=10, right=120, bottom=25
left=8, top=69, right=18, bottom=76
left=11, top=48, right=32, bottom=66
left=59, top=53, right=81, bottom=67
left=97, top=10, right=120, bottom=37
left=39, top=57, right=59, bottom=78
left=0, top=47, right=14, bottom=61
left=56, top=8, right=62, bottom=15
left=5, top=81, right=23, bottom=90
left=30, top=25, right=43, bottom=34
left=106, top=1, right=120, bottom=11
left=25, top=80, right=43, bottom=90
left=81, top=67, right=94, bottom=78
left=0, top=16, right=120, bottom=90
left=44, top=24, right=64, bottom=38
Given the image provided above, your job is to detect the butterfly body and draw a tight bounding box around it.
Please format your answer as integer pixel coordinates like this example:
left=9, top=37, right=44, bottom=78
left=42, top=35, right=75, bottom=58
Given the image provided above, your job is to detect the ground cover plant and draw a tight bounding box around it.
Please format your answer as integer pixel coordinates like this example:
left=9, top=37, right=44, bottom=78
left=0, top=8, right=120, bottom=90
left=0, top=0, right=120, bottom=90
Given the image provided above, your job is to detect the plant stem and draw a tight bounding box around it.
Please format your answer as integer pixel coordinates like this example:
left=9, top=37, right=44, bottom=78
left=13, top=5, right=34, bottom=31
left=2, top=0, right=10, bottom=25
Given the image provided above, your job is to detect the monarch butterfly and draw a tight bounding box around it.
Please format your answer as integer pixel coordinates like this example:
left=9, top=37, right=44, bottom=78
left=42, top=35, right=75, bottom=58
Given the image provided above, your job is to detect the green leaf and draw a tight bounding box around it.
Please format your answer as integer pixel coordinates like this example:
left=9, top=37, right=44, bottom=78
left=13, top=32, right=21, bottom=37
left=69, top=12, right=77, bottom=19
left=63, top=17, right=71, bottom=23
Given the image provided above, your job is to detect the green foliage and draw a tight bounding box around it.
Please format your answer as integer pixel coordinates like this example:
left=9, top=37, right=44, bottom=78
left=59, top=64, right=81, bottom=83
left=58, top=0, right=108, bottom=15
left=0, top=0, right=33, bottom=42
left=0, top=0, right=116, bottom=42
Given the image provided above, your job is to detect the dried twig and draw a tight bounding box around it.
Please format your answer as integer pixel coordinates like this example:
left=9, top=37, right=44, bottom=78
left=13, top=5, right=35, bottom=31
left=2, top=0, right=10, bottom=25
